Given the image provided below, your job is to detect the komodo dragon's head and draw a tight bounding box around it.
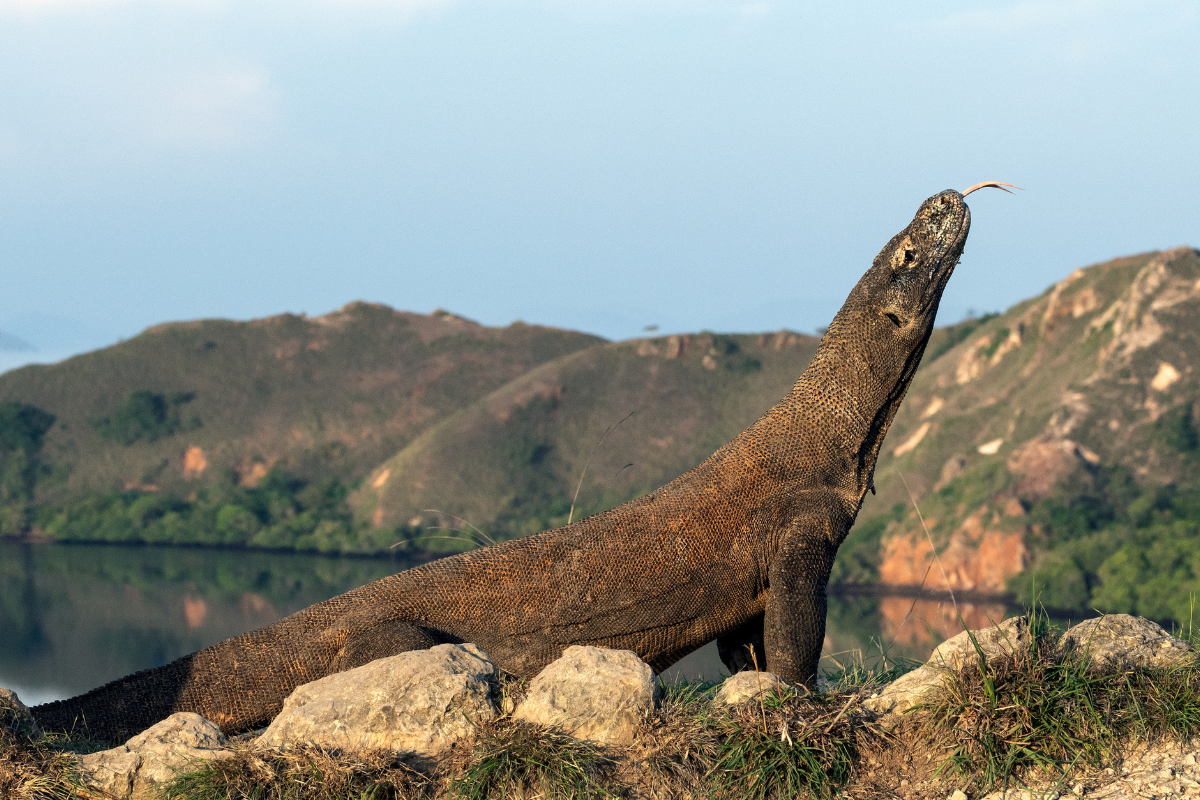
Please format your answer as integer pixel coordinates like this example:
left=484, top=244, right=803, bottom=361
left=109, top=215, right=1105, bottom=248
left=800, top=183, right=1013, bottom=508
left=866, top=189, right=971, bottom=338
left=845, top=181, right=1013, bottom=352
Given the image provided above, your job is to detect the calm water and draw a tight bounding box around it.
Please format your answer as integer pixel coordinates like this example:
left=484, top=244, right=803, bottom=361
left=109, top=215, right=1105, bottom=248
left=0, top=542, right=1037, bottom=705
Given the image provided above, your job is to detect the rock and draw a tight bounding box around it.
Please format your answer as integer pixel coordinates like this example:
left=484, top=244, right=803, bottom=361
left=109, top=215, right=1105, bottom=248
left=513, top=645, right=659, bottom=745
left=0, top=687, right=40, bottom=738
left=81, top=746, right=143, bottom=799
left=79, top=712, right=231, bottom=799
left=864, top=616, right=1030, bottom=715
left=1060, top=614, right=1192, bottom=670
left=258, top=643, right=497, bottom=758
left=713, top=671, right=798, bottom=706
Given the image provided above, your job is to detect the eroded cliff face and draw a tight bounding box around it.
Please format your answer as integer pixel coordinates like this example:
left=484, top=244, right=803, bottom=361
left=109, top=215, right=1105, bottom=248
left=878, top=505, right=1029, bottom=594
left=874, top=506, right=1028, bottom=647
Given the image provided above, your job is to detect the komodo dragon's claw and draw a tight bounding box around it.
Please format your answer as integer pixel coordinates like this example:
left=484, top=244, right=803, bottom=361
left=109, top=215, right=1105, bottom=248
left=961, top=181, right=1022, bottom=197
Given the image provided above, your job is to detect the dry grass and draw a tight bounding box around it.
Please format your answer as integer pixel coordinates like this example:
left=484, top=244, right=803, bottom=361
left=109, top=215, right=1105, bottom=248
left=629, top=677, right=889, bottom=800
left=447, top=720, right=619, bottom=800
left=0, top=705, right=95, bottom=800
left=912, top=634, right=1200, bottom=795
left=159, top=743, right=432, bottom=800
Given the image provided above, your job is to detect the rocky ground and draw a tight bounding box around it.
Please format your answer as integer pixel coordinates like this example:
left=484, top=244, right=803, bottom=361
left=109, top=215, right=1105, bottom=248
left=4, top=613, right=1200, bottom=799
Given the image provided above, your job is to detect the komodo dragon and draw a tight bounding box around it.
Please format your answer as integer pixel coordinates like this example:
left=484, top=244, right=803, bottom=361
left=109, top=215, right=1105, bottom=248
left=34, top=187, right=982, bottom=744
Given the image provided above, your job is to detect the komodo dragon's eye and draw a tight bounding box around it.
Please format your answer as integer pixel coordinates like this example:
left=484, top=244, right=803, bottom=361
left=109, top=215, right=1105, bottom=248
left=889, top=236, right=917, bottom=270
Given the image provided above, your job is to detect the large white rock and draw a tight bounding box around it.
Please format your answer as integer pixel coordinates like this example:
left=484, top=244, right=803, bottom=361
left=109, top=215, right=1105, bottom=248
left=864, top=616, right=1030, bottom=715
left=512, top=645, right=658, bottom=745
left=79, top=712, right=232, bottom=800
left=1060, top=614, right=1192, bottom=670
left=258, top=643, right=497, bottom=758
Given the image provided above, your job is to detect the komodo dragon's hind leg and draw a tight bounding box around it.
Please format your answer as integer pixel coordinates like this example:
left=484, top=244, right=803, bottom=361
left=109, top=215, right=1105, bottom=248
left=716, top=616, right=766, bottom=674
left=309, top=613, right=444, bottom=674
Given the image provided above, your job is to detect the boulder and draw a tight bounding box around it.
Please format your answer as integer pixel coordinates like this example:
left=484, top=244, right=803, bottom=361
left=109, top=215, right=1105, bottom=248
left=864, top=616, right=1030, bottom=715
left=1060, top=614, right=1193, bottom=670
left=80, top=746, right=143, bottom=799
left=513, top=645, right=658, bottom=745
left=79, top=712, right=232, bottom=800
left=0, top=687, right=40, bottom=738
left=713, top=671, right=798, bottom=706
left=258, top=643, right=497, bottom=758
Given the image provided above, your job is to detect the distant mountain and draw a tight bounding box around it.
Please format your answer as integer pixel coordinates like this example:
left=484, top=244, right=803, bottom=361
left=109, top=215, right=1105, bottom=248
left=0, top=303, right=602, bottom=507
left=0, top=330, right=35, bottom=353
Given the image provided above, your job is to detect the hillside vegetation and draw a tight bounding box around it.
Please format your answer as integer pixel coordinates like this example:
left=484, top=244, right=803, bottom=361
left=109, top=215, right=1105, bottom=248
left=353, top=330, right=821, bottom=545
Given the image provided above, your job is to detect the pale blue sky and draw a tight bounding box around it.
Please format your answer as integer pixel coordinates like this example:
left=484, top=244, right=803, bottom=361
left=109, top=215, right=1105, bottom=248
left=1, top=0, right=1197, bottom=372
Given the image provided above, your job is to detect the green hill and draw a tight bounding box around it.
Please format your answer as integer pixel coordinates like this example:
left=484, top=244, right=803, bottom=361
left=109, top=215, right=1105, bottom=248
left=351, top=330, right=821, bottom=545
left=0, top=303, right=602, bottom=550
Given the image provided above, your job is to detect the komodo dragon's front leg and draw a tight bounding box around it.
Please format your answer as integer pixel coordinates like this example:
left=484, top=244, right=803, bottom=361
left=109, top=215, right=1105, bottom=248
left=763, top=514, right=844, bottom=680
left=715, top=510, right=846, bottom=679
left=32, top=186, right=985, bottom=742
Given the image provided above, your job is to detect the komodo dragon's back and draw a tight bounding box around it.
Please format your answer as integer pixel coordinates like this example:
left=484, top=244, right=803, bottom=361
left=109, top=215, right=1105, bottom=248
left=33, top=190, right=973, bottom=744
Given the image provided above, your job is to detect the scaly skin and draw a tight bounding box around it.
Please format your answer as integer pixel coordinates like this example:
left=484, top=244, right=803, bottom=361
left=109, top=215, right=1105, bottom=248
left=33, top=190, right=971, bottom=744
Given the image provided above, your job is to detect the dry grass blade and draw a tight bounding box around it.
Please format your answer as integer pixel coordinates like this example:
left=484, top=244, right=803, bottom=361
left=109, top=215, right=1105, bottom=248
left=568, top=410, right=636, bottom=525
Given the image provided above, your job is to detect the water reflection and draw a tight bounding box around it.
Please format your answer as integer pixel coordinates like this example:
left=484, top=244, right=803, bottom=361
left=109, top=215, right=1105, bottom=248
left=0, top=542, right=410, bottom=704
left=1, top=543, right=1084, bottom=704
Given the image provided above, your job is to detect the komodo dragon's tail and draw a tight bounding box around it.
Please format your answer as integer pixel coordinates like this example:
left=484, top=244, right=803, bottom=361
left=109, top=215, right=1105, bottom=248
left=32, top=586, right=440, bottom=744
left=33, top=624, right=289, bottom=744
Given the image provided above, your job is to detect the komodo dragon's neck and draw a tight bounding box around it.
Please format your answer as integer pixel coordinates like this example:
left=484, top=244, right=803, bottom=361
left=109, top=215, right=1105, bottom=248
left=670, top=189, right=971, bottom=530
left=695, top=188, right=973, bottom=679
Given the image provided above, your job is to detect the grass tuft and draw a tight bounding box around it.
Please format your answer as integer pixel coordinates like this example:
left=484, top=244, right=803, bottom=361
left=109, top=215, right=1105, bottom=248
left=634, top=679, right=722, bottom=795
left=158, top=744, right=431, bottom=800
left=0, top=705, right=95, bottom=800
left=915, top=615, right=1200, bottom=793
left=706, top=691, right=867, bottom=800
left=449, top=721, right=619, bottom=800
